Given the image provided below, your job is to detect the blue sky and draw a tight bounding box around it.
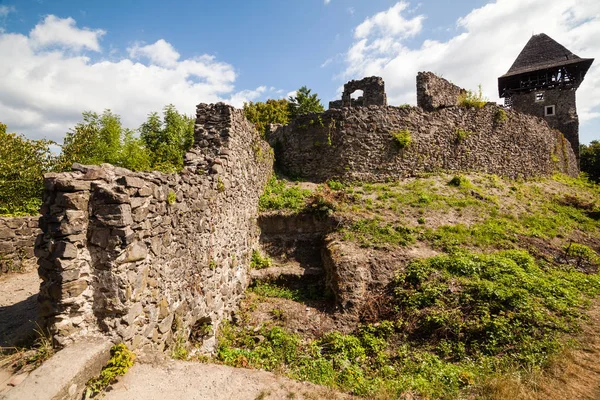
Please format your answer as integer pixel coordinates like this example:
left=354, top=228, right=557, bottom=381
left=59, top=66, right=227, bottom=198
left=0, top=0, right=598, bottom=145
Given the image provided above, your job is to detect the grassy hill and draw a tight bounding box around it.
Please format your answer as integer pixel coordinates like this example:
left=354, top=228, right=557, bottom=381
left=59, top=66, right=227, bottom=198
left=214, top=172, right=600, bottom=399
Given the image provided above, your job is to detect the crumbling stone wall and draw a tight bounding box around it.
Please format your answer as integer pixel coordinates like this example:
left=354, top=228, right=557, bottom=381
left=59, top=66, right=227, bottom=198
left=0, top=216, right=39, bottom=274
left=270, top=103, right=578, bottom=182
left=329, top=77, right=387, bottom=109
left=35, top=103, right=273, bottom=354
left=416, top=71, right=466, bottom=111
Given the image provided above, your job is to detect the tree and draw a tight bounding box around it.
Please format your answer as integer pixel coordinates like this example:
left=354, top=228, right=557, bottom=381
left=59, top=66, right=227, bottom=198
left=288, top=86, right=325, bottom=118
left=243, top=99, right=290, bottom=137
left=59, top=110, right=150, bottom=171
left=139, top=104, right=194, bottom=172
left=0, top=123, right=56, bottom=215
left=580, top=141, right=600, bottom=183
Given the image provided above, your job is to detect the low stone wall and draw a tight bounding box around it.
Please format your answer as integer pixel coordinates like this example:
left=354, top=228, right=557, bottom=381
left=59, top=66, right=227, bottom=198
left=35, top=103, right=273, bottom=354
left=0, top=216, right=39, bottom=274
left=270, top=103, right=578, bottom=182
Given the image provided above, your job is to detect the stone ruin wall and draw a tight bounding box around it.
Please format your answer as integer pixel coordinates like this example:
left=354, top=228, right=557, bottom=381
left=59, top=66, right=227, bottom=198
left=0, top=216, right=40, bottom=274
left=416, top=71, right=466, bottom=111
left=329, top=76, right=387, bottom=109
left=35, top=103, right=273, bottom=354
left=270, top=73, right=578, bottom=182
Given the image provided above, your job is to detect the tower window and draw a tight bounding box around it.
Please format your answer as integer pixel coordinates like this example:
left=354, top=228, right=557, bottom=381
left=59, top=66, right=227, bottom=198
left=545, top=105, right=556, bottom=116
left=535, top=93, right=544, bottom=102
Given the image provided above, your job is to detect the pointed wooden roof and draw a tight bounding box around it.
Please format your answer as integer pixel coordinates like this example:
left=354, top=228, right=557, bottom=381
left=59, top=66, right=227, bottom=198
left=500, top=33, right=593, bottom=78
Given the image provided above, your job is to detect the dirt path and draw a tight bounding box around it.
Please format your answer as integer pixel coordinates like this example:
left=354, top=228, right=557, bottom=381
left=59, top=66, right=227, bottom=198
left=0, top=270, right=40, bottom=347
left=106, top=361, right=350, bottom=400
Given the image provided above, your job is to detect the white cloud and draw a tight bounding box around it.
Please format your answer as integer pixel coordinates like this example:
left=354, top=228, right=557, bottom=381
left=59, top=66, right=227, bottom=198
left=340, top=0, right=600, bottom=143
left=324, top=0, right=331, bottom=4
left=354, top=2, right=424, bottom=39
left=128, top=39, right=180, bottom=68
left=30, top=15, right=106, bottom=52
left=0, top=5, right=16, bottom=17
left=0, top=15, right=271, bottom=143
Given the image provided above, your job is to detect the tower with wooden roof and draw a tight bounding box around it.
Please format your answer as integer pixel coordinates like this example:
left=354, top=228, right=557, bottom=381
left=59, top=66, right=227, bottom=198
left=498, top=33, right=594, bottom=162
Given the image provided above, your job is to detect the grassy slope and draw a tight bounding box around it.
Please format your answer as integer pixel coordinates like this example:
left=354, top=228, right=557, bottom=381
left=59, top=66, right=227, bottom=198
left=217, top=173, right=600, bottom=399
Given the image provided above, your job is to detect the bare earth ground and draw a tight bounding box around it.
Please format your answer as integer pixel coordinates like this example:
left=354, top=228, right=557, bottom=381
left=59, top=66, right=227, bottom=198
left=106, top=361, right=352, bottom=400
left=0, top=269, right=41, bottom=394
left=0, top=270, right=40, bottom=347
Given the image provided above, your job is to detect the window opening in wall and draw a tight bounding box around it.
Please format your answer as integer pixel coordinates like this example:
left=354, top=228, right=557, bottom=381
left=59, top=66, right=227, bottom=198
left=545, top=105, right=556, bottom=116
left=535, top=93, right=544, bottom=102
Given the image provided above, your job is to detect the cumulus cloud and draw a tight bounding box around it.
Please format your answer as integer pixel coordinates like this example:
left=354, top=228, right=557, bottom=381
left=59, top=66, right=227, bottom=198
left=0, top=15, right=270, bottom=143
left=340, top=0, right=600, bottom=143
left=128, top=39, right=180, bottom=68
left=30, top=15, right=106, bottom=52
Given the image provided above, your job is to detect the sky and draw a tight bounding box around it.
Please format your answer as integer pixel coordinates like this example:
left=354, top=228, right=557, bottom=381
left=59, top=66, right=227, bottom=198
left=0, top=0, right=598, bottom=145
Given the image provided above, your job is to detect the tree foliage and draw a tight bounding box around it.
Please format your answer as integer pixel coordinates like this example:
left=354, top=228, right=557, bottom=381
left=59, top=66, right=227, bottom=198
left=139, top=104, right=194, bottom=172
left=0, top=123, right=56, bottom=215
left=59, top=110, right=151, bottom=171
left=243, top=99, right=290, bottom=137
left=288, top=86, right=325, bottom=118
left=580, top=141, right=600, bottom=183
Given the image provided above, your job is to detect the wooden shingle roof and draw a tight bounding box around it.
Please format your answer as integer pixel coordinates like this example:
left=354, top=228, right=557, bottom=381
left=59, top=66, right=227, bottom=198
left=500, top=33, right=593, bottom=78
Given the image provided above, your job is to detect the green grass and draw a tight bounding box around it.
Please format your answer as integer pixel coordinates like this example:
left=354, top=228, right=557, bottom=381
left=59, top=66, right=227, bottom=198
left=248, top=282, right=302, bottom=300
left=341, top=218, right=416, bottom=248
left=259, top=176, right=311, bottom=212
left=218, top=250, right=600, bottom=399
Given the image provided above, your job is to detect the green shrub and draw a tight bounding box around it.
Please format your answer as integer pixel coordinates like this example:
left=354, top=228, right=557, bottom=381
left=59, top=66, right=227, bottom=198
left=458, top=85, right=487, bottom=108
left=394, top=251, right=600, bottom=364
left=448, top=175, right=471, bottom=187
left=391, top=129, right=412, bottom=149
left=563, top=242, right=599, bottom=270
left=243, top=99, right=290, bottom=137
left=250, top=250, right=273, bottom=269
left=0, top=123, right=56, bottom=216
left=326, top=180, right=345, bottom=191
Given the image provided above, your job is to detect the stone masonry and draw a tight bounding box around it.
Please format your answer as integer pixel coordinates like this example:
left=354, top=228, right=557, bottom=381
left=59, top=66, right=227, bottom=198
left=271, top=73, right=578, bottom=182
left=329, top=77, right=387, bottom=109
left=35, top=103, right=273, bottom=354
left=416, top=71, right=466, bottom=111
left=0, top=216, right=39, bottom=274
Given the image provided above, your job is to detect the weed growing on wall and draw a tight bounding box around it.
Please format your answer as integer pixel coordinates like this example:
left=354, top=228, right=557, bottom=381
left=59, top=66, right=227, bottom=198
left=494, top=108, right=508, bottom=123
left=455, top=128, right=474, bottom=142
left=85, top=344, right=135, bottom=397
left=458, top=85, right=487, bottom=108
left=250, top=250, right=273, bottom=269
left=391, top=129, right=412, bottom=149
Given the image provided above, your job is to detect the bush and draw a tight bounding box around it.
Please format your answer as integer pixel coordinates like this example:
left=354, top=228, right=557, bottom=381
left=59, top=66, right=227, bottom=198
left=458, top=85, right=487, bottom=108
left=393, top=251, right=600, bottom=364
left=0, top=123, right=56, bottom=216
left=580, top=141, right=600, bottom=183
left=243, top=99, right=290, bottom=137
left=288, top=86, right=325, bottom=119
left=391, top=129, right=412, bottom=149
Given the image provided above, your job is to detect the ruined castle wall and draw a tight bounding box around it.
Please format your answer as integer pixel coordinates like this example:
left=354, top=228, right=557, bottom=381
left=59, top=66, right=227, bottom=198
left=0, top=216, right=40, bottom=274
left=416, top=71, right=466, bottom=111
left=270, top=104, right=578, bottom=182
left=35, top=104, right=273, bottom=354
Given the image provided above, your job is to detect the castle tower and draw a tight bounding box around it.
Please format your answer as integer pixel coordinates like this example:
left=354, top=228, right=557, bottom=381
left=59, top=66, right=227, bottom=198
left=498, top=33, right=594, bottom=162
